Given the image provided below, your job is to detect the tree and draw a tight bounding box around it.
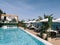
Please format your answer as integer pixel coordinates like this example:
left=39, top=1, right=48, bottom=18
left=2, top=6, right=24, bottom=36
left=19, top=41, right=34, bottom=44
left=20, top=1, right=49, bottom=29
left=44, top=14, right=49, bottom=19
left=0, top=9, right=3, bottom=14
left=18, top=20, right=24, bottom=27
left=36, top=16, right=43, bottom=21
left=48, top=15, right=53, bottom=29
left=40, top=14, right=53, bottom=39
left=28, top=19, right=31, bottom=21
left=38, top=16, right=43, bottom=20
left=44, top=14, right=53, bottom=19
left=0, top=9, right=3, bottom=20
left=12, top=18, right=16, bottom=22
left=32, top=19, right=35, bottom=21
left=3, top=12, right=6, bottom=14
left=20, top=20, right=25, bottom=23
left=47, top=15, right=53, bottom=38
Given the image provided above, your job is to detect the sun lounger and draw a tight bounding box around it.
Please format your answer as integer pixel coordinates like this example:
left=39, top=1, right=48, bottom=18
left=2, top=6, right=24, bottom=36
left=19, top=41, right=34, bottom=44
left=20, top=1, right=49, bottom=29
left=34, top=26, right=41, bottom=32
left=29, top=25, right=35, bottom=30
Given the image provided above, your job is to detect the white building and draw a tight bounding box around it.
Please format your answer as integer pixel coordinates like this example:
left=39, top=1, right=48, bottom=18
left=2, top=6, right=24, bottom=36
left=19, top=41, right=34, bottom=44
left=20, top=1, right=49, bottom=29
left=1, top=14, right=18, bottom=23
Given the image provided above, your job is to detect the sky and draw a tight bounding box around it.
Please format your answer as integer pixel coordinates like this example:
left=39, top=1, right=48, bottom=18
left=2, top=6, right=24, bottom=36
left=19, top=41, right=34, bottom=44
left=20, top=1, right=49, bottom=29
left=0, top=0, right=60, bottom=20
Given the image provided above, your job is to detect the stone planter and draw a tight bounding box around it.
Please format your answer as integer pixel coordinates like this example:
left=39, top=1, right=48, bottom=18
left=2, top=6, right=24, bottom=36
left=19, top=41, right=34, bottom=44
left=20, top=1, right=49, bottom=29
left=47, top=37, right=51, bottom=41
left=43, top=33, right=47, bottom=40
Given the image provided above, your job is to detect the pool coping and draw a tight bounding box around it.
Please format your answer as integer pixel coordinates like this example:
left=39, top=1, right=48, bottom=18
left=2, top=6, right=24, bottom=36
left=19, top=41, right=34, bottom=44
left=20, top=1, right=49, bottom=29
left=19, top=27, right=53, bottom=45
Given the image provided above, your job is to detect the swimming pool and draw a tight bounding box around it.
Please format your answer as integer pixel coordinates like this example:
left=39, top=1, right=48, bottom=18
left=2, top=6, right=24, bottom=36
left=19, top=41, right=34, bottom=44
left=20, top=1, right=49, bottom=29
left=0, top=27, right=52, bottom=45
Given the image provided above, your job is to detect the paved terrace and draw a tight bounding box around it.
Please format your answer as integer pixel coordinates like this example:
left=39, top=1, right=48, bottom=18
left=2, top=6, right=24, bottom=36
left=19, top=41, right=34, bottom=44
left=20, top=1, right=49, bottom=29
left=20, top=27, right=60, bottom=45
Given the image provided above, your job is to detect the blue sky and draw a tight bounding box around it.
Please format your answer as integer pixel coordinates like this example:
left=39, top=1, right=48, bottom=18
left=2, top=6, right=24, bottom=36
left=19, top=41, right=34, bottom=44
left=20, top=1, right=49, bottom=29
left=0, top=0, right=60, bottom=20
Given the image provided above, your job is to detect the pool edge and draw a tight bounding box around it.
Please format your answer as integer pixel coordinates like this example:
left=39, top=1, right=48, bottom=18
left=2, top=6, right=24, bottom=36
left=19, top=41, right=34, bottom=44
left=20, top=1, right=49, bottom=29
left=19, top=27, right=53, bottom=45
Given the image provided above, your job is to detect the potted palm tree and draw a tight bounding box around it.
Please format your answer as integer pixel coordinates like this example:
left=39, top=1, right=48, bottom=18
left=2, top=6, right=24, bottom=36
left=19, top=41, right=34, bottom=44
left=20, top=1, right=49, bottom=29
left=40, top=15, right=49, bottom=40
left=42, top=14, right=53, bottom=40
left=40, top=22, right=49, bottom=40
left=42, top=22, right=48, bottom=40
left=42, top=32, right=47, bottom=40
left=47, top=15, right=53, bottom=41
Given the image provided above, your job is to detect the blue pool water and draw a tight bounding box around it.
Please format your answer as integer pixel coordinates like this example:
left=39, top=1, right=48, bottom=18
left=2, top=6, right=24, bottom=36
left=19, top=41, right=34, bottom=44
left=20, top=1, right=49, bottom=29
left=0, top=27, right=45, bottom=45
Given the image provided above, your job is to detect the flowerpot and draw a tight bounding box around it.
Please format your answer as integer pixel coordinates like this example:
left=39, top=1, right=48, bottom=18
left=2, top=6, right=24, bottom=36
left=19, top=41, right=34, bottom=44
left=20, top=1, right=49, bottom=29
left=47, top=37, right=51, bottom=41
left=43, top=33, right=47, bottom=40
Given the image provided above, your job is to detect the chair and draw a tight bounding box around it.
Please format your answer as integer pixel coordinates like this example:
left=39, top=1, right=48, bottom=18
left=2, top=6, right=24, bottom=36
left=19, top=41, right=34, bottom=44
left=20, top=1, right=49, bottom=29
left=34, top=26, right=41, bottom=32
left=51, top=32, right=56, bottom=38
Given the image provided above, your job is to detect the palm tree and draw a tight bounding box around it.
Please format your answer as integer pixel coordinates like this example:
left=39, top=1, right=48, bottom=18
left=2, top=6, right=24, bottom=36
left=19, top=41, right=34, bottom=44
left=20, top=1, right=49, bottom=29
left=48, top=15, right=53, bottom=30
left=46, top=15, right=53, bottom=38
left=44, top=14, right=53, bottom=19
left=40, top=14, right=53, bottom=38
left=44, top=14, right=49, bottom=19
